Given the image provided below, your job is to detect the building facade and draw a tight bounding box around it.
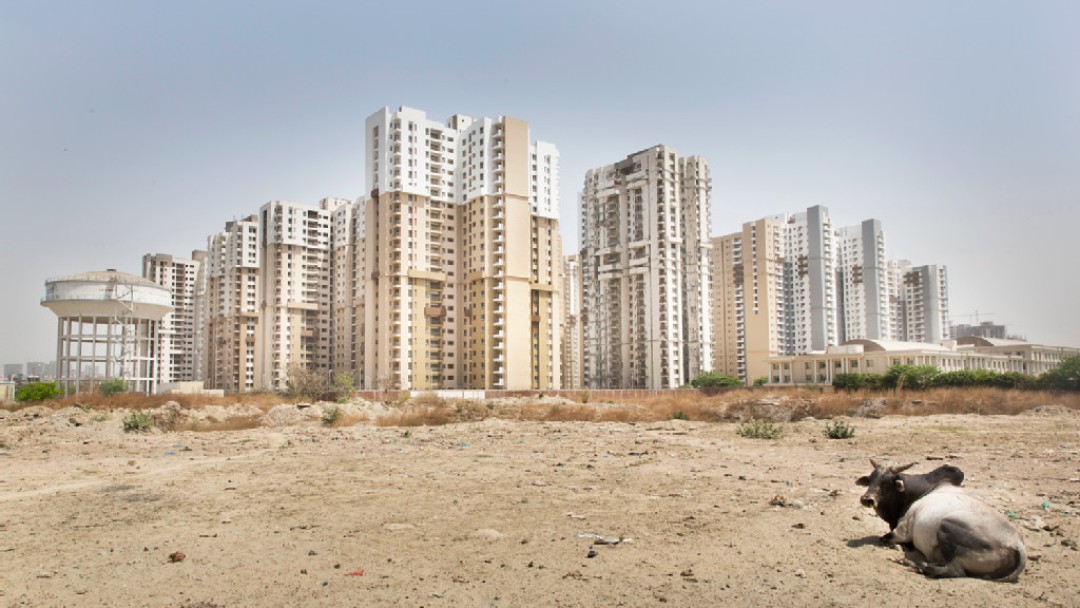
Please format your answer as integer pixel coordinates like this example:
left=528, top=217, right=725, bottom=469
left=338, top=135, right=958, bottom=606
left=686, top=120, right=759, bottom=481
left=142, top=251, right=207, bottom=384
left=561, top=253, right=584, bottom=389
left=204, top=216, right=261, bottom=393
left=768, top=337, right=1078, bottom=385
left=580, top=145, right=712, bottom=389
left=890, top=260, right=950, bottom=343
left=782, top=205, right=837, bottom=354
left=257, top=198, right=345, bottom=390
left=835, top=219, right=889, bottom=342
left=360, top=106, right=563, bottom=390
left=710, top=217, right=786, bottom=383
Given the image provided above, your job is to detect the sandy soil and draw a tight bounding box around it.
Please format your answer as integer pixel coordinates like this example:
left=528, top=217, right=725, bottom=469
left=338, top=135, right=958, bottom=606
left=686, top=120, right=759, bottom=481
left=1, top=402, right=1078, bottom=607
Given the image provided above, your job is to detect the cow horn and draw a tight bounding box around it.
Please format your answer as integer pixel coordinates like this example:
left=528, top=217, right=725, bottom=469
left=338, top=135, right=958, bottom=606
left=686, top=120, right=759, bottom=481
left=891, top=462, right=917, bottom=473
left=869, top=458, right=880, bottom=469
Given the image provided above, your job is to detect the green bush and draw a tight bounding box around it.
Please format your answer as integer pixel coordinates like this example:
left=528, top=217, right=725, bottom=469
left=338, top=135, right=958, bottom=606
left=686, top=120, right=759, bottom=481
left=99, top=378, right=129, bottom=396
left=331, top=371, right=356, bottom=403
left=736, top=419, right=783, bottom=439
left=321, top=405, right=342, bottom=426
left=824, top=419, right=856, bottom=439
left=882, top=365, right=939, bottom=390
left=832, top=373, right=881, bottom=391
left=690, top=370, right=740, bottom=389
left=752, top=376, right=769, bottom=387
left=1041, top=356, right=1080, bottom=392
left=671, top=410, right=690, bottom=421
left=122, top=411, right=155, bottom=433
left=15, top=382, right=61, bottom=403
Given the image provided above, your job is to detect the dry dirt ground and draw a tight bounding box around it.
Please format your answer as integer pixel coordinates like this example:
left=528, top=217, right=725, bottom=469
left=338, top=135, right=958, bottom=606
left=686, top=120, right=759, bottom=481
left=1, top=402, right=1078, bottom=607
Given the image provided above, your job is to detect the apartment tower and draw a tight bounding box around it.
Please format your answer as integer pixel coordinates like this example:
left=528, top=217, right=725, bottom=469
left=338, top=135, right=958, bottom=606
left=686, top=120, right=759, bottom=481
left=142, top=251, right=208, bottom=384
left=782, top=205, right=837, bottom=354
left=204, top=216, right=261, bottom=392
left=835, top=219, right=890, bottom=342
left=257, top=198, right=346, bottom=389
left=710, top=217, right=786, bottom=383
left=361, top=106, right=562, bottom=390
left=890, top=261, right=951, bottom=343
left=580, top=145, right=712, bottom=389
left=561, top=253, right=584, bottom=389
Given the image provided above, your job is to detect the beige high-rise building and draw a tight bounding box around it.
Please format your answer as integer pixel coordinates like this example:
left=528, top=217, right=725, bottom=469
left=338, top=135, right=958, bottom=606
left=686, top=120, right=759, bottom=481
left=204, top=216, right=261, bottom=392
left=580, top=145, right=712, bottom=389
left=561, top=254, right=583, bottom=389
left=360, top=106, right=562, bottom=390
left=142, top=251, right=208, bottom=383
left=257, top=198, right=346, bottom=390
left=710, top=217, right=786, bottom=384
left=330, top=199, right=365, bottom=385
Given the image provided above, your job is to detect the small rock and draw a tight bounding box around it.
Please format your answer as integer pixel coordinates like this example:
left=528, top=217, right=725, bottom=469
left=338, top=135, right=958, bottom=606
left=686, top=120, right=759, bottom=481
left=168, top=551, right=186, bottom=563
left=795, top=569, right=806, bottom=578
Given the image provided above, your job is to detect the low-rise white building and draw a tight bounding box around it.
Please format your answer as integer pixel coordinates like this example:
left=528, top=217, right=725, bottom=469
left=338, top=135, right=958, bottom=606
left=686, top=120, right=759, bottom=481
left=766, top=338, right=1078, bottom=385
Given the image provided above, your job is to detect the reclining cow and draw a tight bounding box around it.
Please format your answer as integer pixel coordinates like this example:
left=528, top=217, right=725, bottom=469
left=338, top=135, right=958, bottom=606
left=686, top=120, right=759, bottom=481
left=856, top=459, right=1026, bottom=581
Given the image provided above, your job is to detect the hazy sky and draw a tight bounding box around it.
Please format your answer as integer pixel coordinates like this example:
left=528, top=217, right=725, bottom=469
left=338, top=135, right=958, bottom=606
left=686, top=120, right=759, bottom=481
left=2, top=0, right=1078, bottom=366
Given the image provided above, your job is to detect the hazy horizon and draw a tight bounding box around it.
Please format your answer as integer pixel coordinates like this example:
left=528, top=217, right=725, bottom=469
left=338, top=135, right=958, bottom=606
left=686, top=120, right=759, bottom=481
left=2, top=1, right=1078, bottom=365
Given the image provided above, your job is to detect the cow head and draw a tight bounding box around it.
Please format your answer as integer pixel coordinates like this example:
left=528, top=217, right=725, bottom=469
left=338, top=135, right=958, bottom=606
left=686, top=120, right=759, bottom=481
left=856, top=459, right=965, bottom=530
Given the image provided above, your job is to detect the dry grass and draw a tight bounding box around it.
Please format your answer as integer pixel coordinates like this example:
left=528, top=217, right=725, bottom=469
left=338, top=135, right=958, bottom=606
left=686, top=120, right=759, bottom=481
left=7, top=386, right=1077, bottom=431
left=327, top=412, right=369, bottom=428
left=187, top=415, right=266, bottom=433
left=21, top=391, right=291, bottom=413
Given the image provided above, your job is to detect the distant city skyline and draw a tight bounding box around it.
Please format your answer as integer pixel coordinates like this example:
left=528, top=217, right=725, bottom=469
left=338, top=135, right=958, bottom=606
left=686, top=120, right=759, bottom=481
left=3, top=1, right=1079, bottom=365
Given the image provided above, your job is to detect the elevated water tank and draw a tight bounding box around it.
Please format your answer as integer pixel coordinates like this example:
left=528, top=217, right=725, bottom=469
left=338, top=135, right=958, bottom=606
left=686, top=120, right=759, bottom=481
left=41, top=269, right=173, bottom=395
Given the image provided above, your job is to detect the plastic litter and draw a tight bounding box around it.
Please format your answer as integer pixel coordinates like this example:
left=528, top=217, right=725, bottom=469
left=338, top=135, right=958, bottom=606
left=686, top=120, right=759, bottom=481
left=576, top=533, right=623, bottom=545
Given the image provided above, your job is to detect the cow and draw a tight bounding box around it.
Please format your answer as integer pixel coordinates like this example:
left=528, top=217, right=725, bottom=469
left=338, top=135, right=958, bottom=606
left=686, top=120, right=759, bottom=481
left=856, top=459, right=1026, bottom=581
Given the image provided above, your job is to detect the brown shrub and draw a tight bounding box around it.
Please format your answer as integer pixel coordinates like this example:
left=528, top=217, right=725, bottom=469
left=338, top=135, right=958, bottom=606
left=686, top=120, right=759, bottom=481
left=49, top=391, right=290, bottom=412
left=327, top=412, right=368, bottom=428
left=188, top=416, right=265, bottom=432
left=376, top=406, right=454, bottom=427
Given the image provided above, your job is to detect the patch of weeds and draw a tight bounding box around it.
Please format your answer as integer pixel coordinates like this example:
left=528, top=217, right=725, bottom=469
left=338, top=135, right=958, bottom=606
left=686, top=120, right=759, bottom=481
left=671, top=410, right=690, bottom=421
left=122, top=411, right=155, bottom=433
left=824, top=419, right=856, bottom=439
left=401, top=430, right=411, bottom=438
left=92, top=414, right=110, bottom=423
left=485, top=401, right=495, bottom=411
left=321, top=405, right=343, bottom=426
left=930, top=425, right=963, bottom=434
left=736, top=419, right=784, bottom=440
left=580, top=390, right=590, bottom=404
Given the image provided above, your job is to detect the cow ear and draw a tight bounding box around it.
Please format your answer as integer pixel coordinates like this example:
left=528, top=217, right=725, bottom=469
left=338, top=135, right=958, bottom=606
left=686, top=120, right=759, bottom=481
left=856, top=476, right=871, bottom=486
left=894, top=479, right=906, bottom=493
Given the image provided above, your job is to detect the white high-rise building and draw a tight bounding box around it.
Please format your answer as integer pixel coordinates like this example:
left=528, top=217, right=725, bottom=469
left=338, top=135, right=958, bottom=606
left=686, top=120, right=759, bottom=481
left=782, top=205, right=837, bottom=354
left=835, top=219, right=890, bottom=342
left=580, top=145, right=712, bottom=389
left=142, top=251, right=207, bottom=384
left=889, top=260, right=950, bottom=343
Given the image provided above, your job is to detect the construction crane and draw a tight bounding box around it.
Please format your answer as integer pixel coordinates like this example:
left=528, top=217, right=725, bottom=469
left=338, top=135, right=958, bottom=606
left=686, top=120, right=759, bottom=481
left=954, top=311, right=996, bottom=325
